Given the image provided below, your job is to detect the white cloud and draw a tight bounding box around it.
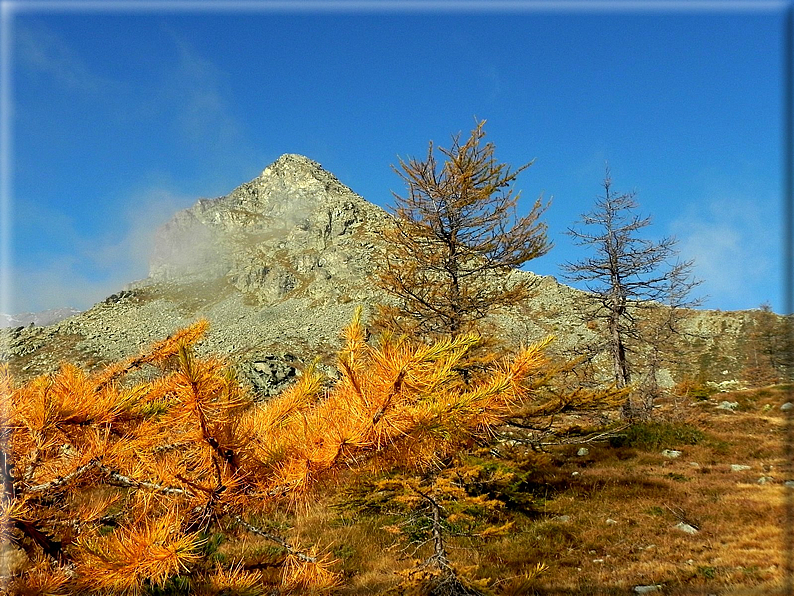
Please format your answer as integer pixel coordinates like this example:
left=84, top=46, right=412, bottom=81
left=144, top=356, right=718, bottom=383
left=16, top=19, right=251, bottom=170
left=15, top=21, right=117, bottom=96
left=160, top=30, right=243, bottom=151
left=12, top=255, right=114, bottom=316
left=9, top=24, right=250, bottom=315
left=671, top=196, right=780, bottom=311
left=11, top=187, right=193, bottom=313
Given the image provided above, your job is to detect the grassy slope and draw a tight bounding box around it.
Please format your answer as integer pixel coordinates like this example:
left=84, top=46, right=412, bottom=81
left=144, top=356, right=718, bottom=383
left=246, top=385, right=792, bottom=595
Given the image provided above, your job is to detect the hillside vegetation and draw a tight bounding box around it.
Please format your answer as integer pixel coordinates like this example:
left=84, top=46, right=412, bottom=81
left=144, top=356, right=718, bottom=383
left=1, top=315, right=790, bottom=595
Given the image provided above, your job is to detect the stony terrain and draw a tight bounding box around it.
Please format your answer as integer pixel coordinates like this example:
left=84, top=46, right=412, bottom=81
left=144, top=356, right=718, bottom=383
left=1, top=154, right=770, bottom=395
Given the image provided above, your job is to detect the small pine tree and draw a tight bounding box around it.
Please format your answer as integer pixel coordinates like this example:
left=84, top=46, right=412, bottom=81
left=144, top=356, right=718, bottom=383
left=349, top=462, right=516, bottom=596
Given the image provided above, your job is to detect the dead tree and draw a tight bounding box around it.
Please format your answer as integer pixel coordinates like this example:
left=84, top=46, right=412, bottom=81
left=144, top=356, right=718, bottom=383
left=562, top=168, right=702, bottom=419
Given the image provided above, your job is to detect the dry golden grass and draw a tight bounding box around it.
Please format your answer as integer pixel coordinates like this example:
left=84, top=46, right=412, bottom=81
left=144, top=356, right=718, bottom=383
left=290, top=384, right=792, bottom=595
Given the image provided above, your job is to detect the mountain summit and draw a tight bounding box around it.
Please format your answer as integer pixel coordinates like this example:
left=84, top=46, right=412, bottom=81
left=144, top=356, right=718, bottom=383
left=148, top=154, right=389, bottom=303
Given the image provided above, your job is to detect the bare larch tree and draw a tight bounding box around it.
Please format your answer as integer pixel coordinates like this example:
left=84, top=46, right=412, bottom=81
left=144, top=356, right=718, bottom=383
left=562, top=168, right=701, bottom=418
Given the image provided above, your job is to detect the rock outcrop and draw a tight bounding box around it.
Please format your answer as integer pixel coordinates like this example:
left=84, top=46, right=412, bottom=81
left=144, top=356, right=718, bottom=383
left=1, top=154, right=776, bottom=396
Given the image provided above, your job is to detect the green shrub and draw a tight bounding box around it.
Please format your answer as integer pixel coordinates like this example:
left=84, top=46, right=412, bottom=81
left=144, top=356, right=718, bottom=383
left=609, top=421, right=706, bottom=450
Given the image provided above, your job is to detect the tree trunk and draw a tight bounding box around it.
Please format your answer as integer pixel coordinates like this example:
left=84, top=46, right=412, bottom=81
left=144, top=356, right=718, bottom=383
left=608, top=307, right=630, bottom=389
left=446, top=238, right=463, bottom=336
left=608, top=301, right=634, bottom=419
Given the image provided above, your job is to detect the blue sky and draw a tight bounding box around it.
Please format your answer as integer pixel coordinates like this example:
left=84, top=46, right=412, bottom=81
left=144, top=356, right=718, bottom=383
left=2, top=1, right=789, bottom=315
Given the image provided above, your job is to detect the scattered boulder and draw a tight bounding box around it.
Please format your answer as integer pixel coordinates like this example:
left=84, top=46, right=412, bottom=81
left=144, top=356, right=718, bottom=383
left=675, top=521, right=699, bottom=534
left=662, top=449, right=682, bottom=459
left=716, top=401, right=739, bottom=411
left=238, top=354, right=301, bottom=398
left=104, top=290, right=137, bottom=305
left=707, top=379, right=745, bottom=392
left=633, top=585, right=663, bottom=594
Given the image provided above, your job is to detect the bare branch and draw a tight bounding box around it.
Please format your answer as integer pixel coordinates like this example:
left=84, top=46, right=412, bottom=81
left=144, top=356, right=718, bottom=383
left=233, top=515, right=318, bottom=564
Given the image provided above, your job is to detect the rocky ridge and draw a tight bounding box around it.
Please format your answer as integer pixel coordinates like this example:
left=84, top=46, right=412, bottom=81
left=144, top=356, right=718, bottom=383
left=2, top=155, right=768, bottom=395
left=147, top=154, right=390, bottom=304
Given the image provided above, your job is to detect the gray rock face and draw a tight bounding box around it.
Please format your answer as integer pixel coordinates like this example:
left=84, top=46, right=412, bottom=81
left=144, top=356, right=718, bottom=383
left=147, top=154, right=390, bottom=305
left=237, top=353, right=301, bottom=398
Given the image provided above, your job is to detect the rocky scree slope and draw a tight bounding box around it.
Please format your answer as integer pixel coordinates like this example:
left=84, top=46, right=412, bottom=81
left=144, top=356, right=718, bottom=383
left=2, top=155, right=763, bottom=395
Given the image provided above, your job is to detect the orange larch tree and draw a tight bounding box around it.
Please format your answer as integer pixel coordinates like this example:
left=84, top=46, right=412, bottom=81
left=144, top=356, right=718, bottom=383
left=374, top=119, right=551, bottom=339
left=1, top=308, right=557, bottom=595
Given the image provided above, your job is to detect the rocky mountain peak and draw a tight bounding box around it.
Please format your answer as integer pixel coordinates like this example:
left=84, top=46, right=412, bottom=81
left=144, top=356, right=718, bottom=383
left=146, top=154, right=390, bottom=303
left=258, top=153, right=341, bottom=190
left=267, top=152, right=322, bottom=171
left=220, top=153, right=375, bottom=223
